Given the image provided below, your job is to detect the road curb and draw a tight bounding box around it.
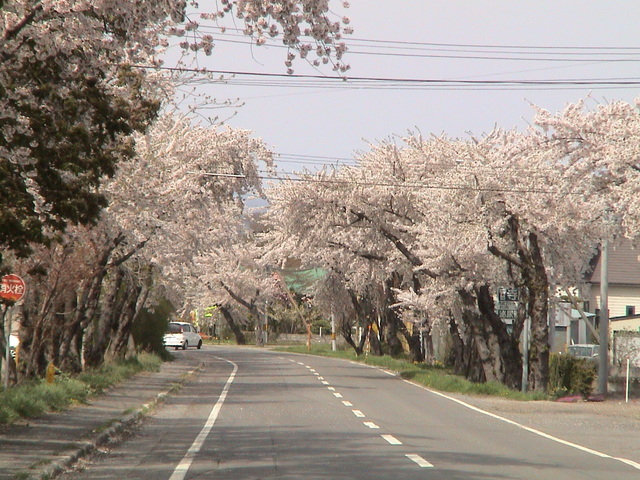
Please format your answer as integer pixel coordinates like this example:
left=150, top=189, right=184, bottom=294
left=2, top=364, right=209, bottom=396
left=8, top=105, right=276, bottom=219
left=34, top=362, right=205, bottom=480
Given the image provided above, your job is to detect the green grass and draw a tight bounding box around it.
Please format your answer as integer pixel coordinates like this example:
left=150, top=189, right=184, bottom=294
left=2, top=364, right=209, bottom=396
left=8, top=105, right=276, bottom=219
left=276, top=344, right=548, bottom=401
left=0, top=353, right=163, bottom=425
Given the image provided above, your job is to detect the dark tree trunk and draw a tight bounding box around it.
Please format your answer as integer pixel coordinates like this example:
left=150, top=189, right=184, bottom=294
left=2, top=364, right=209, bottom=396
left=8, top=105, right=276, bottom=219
left=475, top=285, right=522, bottom=390
left=522, top=233, right=550, bottom=392
left=368, top=320, right=383, bottom=356
left=447, top=316, right=468, bottom=375
left=396, top=318, right=424, bottom=362
left=341, top=320, right=362, bottom=355
left=219, top=306, right=247, bottom=345
left=83, top=268, right=124, bottom=368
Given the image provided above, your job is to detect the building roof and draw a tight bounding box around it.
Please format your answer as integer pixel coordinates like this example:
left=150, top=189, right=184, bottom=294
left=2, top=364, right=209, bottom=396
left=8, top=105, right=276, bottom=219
left=588, top=238, right=640, bottom=286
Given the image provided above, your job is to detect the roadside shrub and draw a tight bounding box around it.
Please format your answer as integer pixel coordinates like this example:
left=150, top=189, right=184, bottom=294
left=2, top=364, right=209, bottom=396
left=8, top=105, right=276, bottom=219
left=0, top=354, right=162, bottom=424
left=6, top=386, right=48, bottom=418
left=548, top=353, right=597, bottom=398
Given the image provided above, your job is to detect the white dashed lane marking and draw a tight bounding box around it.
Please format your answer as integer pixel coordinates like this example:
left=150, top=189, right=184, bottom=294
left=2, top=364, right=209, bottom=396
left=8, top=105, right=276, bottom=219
left=293, top=358, right=436, bottom=472
left=406, top=454, right=434, bottom=468
left=381, top=435, right=402, bottom=445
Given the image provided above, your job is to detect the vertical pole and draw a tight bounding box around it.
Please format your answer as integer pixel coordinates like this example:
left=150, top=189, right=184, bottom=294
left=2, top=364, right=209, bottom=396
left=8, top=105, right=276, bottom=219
left=4, top=306, right=12, bottom=390
left=626, top=358, right=630, bottom=404
left=598, top=241, right=609, bottom=395
left=263, top=301, right=268, bottom=346
left=548, top=298, right=556, bottom=354
left=522, top=315, right=530, bottom=393
left=331, top=312, right=336, bottom=352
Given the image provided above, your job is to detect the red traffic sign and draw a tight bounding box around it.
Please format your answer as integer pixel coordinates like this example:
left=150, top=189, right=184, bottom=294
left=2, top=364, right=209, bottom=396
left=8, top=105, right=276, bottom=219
left=0, top=274, right=26, bottom=302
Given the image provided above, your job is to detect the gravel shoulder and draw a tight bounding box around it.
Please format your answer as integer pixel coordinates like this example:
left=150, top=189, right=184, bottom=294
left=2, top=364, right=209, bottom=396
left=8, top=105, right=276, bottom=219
left=446, top=392, right=640, bottom=464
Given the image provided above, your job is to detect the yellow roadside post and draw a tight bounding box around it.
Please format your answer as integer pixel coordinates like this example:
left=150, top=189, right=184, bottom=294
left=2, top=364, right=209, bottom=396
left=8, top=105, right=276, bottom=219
left=46, top=362, right=55, bottom=384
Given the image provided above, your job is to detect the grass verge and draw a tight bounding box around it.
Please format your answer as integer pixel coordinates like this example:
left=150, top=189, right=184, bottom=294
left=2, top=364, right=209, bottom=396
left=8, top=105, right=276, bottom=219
left=0, top=353, right=163, bottom=425
left=276, top=344, right=548, bottom=401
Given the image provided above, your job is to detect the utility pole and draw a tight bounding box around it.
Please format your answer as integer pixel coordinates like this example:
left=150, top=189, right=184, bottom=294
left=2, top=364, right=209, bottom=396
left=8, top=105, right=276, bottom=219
left=598, top=241, right=609, bottom=395
left=522, top=315, right=530, bottom=393
left=331, top=312, right=336, bottom=352
left=3, top=306, right=12, bottom=390
left=263, top=300, right=268, bottom=345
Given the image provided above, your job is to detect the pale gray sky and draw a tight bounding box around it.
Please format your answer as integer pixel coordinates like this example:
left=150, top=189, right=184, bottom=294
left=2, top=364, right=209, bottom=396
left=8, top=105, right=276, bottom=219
left=166, top=1, right=640, bottom=176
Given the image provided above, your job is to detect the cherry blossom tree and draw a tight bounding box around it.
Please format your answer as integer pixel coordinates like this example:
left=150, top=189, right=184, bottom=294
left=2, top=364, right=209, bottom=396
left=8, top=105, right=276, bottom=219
left=266, top=116, right=611, bottom=391
left=179, top=0, right=351, bottom=74
left=0, top=0, right=180, bottom=265
left=0, top=0, right=350, bottom=269
left=532, top=98, right=639, bottom=239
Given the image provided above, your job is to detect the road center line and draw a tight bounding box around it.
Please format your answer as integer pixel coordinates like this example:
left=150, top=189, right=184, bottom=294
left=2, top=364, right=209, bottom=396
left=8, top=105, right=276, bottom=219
left=406, top=454, right=434, bottom=468
left=342, top=400, right=353, bottom=407
left=352, top=410, right=365, bottom=417
left=381, top=434, right=402, bottom=445
left=333, top=392, right=343, bottom=398
left=169, top=357, right=238, bottom=480
left=364, top=421, right=380, bottom=429
left=328, top=386, right=336, bottom=391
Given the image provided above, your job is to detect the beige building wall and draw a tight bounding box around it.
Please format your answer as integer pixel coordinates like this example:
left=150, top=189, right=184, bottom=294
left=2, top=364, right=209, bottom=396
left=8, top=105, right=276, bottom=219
left=590, top=285, right=640, bottom=319
left=610, top=316, right=640, bottom=333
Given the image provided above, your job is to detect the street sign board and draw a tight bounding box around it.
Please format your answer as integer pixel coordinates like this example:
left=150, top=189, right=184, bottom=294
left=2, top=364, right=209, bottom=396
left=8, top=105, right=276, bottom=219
left=498, top=287, right=519, bottom=302
left=0, top=274, right=26, bottom=302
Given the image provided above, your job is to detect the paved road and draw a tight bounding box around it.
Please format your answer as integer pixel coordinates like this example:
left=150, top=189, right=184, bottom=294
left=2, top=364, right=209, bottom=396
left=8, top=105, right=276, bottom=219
left=61, top=346, right=640, bottom=479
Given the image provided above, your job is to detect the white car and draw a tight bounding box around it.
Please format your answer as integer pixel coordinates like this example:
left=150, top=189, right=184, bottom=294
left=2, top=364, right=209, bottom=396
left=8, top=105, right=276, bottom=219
left=163, top=322, right=203, bottom=350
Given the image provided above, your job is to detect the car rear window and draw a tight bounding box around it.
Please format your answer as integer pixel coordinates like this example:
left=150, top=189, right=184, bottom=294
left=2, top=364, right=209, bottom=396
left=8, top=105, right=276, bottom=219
left=168, top=323, right=183, bottom=333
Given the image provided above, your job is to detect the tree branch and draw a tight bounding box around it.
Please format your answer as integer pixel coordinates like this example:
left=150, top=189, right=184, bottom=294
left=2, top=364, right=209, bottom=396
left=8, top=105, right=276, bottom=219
left=487, top=244, right=524, bottom=269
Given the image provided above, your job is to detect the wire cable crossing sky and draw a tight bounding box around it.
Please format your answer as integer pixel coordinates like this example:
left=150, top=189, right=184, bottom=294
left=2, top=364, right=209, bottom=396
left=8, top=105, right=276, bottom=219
left=164, top=1, right=640, bottom=176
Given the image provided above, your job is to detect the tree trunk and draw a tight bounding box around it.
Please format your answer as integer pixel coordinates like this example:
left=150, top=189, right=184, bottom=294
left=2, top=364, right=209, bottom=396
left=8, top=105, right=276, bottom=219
left=523, top=233, right=550, bottom=392
left=219, top=306, right=247, bottom=345
left=83, top=268, right=124, bottom=367
left=475, top=285, right=522, bottom=390
left=368, top=320, right=383, bottom=356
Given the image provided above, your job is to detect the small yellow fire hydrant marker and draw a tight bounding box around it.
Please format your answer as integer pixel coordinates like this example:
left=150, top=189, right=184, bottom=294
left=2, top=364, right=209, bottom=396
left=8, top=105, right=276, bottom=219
left=46, top=362, right=55, bottom=384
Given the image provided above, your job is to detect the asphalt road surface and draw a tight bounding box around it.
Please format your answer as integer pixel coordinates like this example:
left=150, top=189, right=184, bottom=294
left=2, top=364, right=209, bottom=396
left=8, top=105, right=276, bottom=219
left=61, top=346, right=640, bottom=479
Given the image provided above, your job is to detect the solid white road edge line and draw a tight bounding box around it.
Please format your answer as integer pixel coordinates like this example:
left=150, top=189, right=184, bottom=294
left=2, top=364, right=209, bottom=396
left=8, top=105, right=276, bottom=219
left=402, top=378, right=640, bottom=471
left=406, top=454, right=434, bottom=468
left=169, top=357, right=238, bottom=480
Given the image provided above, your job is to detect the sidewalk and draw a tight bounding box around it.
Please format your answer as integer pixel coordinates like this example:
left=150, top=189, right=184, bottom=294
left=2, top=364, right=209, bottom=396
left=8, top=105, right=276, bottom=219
left=0, top=355, right=203, bottom=480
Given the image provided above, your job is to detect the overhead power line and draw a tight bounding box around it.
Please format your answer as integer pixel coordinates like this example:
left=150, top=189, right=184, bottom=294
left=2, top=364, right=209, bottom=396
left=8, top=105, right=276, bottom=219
left=150, top=65, right=640, bottom=90
left=189, top=26, right=640, bottom=62
left=256, top=173, right=577, bottom=196
left=193, top=25, right=640, bottom=52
